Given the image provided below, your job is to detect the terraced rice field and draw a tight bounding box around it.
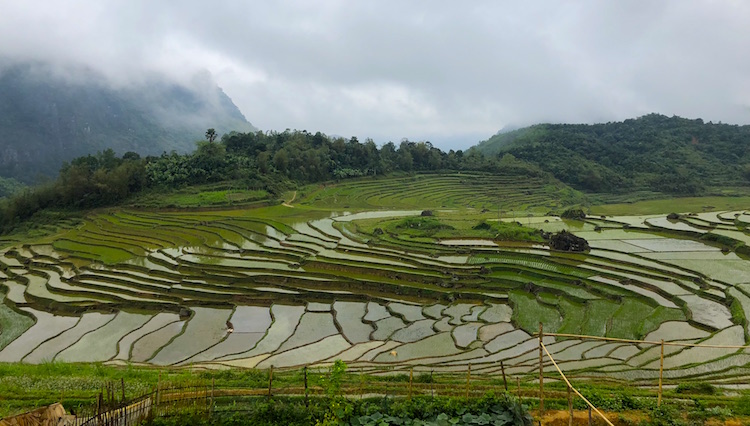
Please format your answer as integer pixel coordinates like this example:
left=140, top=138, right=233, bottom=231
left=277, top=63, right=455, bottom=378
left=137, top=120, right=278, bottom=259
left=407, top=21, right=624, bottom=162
left=300, top=173, right=583, bottom=211
left=1, top=177, right=750, bottom=384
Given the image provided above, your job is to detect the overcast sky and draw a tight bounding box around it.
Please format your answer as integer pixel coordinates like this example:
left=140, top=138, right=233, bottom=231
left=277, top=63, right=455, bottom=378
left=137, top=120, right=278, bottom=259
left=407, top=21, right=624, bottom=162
left=1, top=1, right=749, bottom=150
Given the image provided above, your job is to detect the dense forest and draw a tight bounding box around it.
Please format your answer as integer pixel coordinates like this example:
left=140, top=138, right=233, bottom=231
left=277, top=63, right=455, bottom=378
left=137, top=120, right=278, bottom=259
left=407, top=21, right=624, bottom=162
left=474, top=114, right=750, bottom=194
left=0, top=130, right=545, bottom=232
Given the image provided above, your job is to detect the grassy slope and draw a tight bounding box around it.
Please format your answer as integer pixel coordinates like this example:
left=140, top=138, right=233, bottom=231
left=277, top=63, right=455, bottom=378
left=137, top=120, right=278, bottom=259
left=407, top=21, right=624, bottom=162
left=590, top=196, right=750, bottom=216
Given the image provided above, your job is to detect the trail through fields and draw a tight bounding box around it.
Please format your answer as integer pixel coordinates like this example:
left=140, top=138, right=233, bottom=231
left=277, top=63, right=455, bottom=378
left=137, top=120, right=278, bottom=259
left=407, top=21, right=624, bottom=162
left=282, top=191, right=297, bottom=208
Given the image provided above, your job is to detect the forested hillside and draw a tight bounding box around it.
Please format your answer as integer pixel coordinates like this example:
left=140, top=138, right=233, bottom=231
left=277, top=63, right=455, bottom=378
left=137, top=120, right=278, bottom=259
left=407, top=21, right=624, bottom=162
left=473, top=114, right=750, bottom=194
left=0, top=129, right=551, bottom=232
left=0, top=61, right=255, bottom=183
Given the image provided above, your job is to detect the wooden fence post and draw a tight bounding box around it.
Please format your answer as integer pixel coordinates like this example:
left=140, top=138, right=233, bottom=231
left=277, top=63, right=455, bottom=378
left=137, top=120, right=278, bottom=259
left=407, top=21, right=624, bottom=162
left=359, top=368, right=364, bottom=399
left=568, top=385, right=573, bottom=426
left=539, top=322, right=544, bottom=415
left=465, top=364, right=471, bottom=399
left=501, top=360, right=508, bottom=392
left=121, top=378, right=127, bottom=426
left=430, top=370, right=434, bottom=398
left=267, top=365, right=274, bottom=399
left=517, top=377, right=521, bottom=400
left=588, top=406, right=592, bottom=426
left=157, top=371, right=161, bottom=408
left=304, top=366, right=309, bottom=407
left=211, top=377, right=215, bottom=415
left=408, top=368, right=413, bottom=400
left=658, top=339, right=664, bottom=407
left=97, top=392, right=103, bottom=425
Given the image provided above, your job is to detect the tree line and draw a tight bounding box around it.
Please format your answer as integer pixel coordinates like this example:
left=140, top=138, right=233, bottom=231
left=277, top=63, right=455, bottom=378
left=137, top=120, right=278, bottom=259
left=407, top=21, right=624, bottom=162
left=0, top=130, right=545, bottom=233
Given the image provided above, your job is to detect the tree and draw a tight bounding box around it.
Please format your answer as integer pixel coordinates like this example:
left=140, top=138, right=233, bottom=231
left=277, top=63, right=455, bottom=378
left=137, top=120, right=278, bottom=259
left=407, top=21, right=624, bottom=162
left=205, top=128, right=217, bottom=143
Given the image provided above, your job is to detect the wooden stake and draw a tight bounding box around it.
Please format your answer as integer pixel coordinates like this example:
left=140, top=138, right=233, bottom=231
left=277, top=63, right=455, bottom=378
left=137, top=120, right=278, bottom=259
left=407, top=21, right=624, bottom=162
left=121, top=378, right=126, bottom=405
left=588, top=406, right=592, bottom=426
left=430, top=370, right=434, bottom=398
left=304, top=366, right=309, bottom=407
left=211, top=377, right=215, bottom=414
left=658, top=339, right=664, bottom=407
left=465, top=364, right=471, bottom=399
left=409, top=367, right=414, bottom=400
left=157, top=371, right=161, bottom=407
left=501, top=360, right=508, bottom=392
left=267, top=365, right=274, bottom=399
left=97, top=392, right=103, bottom=424
left=539, top=322, right=544, bottom=415
left=517, top=377, right=521, bottom=400
left=359, top=368, right=364, bottom=399
left=568, top=385, right=573, bottom=426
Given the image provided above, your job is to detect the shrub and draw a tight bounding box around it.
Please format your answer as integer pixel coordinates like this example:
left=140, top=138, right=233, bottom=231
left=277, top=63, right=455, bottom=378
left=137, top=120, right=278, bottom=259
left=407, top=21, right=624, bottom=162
left=675, top=382, right=717, bottom=395
left=734, top=394, right=750, bottom=415
left=561, top=208, right=586, bottom=220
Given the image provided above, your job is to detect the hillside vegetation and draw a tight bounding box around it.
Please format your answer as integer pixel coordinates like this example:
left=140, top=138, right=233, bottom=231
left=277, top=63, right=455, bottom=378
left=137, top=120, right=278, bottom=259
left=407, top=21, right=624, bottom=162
left=0, top=130, right=558, bottom=234
left=473, top=114, right=750, bottom=195
left=0, top=60, right=255, bottom=183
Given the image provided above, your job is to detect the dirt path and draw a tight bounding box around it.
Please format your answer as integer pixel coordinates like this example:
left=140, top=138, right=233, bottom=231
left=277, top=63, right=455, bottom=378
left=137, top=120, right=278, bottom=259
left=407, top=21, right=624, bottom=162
left=282, top=191, right=297, bottom=208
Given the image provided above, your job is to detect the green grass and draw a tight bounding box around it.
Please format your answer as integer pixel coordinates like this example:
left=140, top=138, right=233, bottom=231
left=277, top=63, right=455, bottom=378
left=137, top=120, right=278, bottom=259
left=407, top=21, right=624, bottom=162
left=1, top=362, right=748, bottom=423
left=0, top=295, right=34, bottom=350
left=132, top=181, right=271, bottom=208
left=356, top=211, right=545, bottom=243
left=639, top=306, right=686, bottom=337
left=157, top=189, right=269, bottom=207
left=509, top=291, right=562, bottom=334
left=557, top=298, right=587, bottom=335
left=299, top=173, right=586, bottom=211
left=52, top=239, right=137, bottom=264
left=580, top=299, right=618, bottom=336
left=590, top=196, right=750, bottom=216
left=605, top=298, right=686, bottom=340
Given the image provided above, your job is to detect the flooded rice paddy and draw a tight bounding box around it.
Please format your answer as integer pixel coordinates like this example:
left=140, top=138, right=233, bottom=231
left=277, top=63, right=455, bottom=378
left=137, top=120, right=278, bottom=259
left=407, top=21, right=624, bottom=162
left=1, top=208, right=750, bottom=380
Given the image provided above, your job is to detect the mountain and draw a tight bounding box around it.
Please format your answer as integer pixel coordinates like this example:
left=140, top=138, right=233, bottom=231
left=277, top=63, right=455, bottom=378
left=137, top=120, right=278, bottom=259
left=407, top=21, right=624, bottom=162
left=473, top=114, right=750, bottom=194
left=0, top=61, right=255, bottom=183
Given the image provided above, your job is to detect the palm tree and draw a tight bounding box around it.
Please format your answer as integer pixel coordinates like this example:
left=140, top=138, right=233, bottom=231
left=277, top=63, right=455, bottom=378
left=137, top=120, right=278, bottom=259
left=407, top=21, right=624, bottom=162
left=205, top=128, right=217, bottom=143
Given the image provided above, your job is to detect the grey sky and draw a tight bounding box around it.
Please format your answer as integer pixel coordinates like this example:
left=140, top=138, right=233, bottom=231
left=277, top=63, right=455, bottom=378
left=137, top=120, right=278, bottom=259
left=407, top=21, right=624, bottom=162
left=1, top=1, right=749, bottom=149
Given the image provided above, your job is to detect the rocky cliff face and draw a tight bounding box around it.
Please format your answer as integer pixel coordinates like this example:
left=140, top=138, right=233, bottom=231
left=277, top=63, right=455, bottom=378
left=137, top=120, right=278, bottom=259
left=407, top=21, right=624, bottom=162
left=0, top=61, right=255, bottom=182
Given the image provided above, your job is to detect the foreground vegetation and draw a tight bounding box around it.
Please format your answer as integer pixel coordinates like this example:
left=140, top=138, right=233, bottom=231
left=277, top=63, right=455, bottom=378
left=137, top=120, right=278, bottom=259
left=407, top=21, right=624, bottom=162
left=2, top=362, right=750, bottom=424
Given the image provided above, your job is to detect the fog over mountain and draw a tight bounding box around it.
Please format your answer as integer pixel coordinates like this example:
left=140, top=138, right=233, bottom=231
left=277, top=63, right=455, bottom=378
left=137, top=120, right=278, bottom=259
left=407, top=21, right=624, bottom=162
left=1, top=1, right=749, bottom=150
left=0, top=60, right=254, bottom=182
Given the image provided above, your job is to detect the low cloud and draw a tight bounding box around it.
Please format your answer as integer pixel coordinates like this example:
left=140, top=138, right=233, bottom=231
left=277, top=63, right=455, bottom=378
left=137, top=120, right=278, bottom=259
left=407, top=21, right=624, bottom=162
left=2, top=0, right=749, bottom=149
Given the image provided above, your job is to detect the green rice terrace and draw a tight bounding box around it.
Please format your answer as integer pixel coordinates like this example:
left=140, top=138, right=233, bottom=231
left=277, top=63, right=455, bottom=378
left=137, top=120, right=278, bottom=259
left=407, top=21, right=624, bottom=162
left=2, top=173, right=750, bottom=421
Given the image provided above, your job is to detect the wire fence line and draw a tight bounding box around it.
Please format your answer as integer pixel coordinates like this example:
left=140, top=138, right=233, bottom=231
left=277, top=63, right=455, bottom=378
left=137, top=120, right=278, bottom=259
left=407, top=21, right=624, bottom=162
left=67, top=366, right=525, bottom=425
left=542, top=331, right=750, bottom=349
left=533, top=324, right=750, bottom=425
left=540, top=340, right=614, bottom=426
left=64, top=328, right=749, bottom=425
left=73, top=383, right=211, bottom=426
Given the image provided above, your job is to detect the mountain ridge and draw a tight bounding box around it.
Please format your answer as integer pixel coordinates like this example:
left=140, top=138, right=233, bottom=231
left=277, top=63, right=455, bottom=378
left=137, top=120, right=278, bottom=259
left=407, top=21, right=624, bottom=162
left=473, top=113, right=750, bottom=194
left=0, top=60, right=255, bottom=183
